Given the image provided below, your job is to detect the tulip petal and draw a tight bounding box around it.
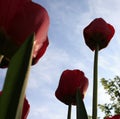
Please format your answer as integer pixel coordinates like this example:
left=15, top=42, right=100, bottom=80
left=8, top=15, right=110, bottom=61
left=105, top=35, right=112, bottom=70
left=0, top=0, right=30, bottom=28
left=0, top=1, right=49, bottom=67
left=83, top=18, right=115, bottom=51
left=55, top=69, right=89, bottom=105
left=7, top=1, right=49, bottom=63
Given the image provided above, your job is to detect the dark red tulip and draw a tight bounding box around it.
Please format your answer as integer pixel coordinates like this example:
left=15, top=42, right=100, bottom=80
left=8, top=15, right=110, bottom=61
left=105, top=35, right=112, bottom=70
left=105, top=115, right=120, bottom=119
left=0, top=0, right=50, bottom=68
left=83, top=18, right=115, bottom=51
left=55, top=69, right=89, bottom=105
left=0, top=91, right=30, bottom=119
left=22, top=97, right=30, bottom=119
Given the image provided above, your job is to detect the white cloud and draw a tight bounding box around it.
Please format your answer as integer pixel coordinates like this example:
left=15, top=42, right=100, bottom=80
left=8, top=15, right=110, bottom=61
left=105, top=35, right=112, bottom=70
left=28, top=105, right=67, bottom=119
left=27, top=0, right=120, bottom=118
left=99, top=51, right=120, bottom=77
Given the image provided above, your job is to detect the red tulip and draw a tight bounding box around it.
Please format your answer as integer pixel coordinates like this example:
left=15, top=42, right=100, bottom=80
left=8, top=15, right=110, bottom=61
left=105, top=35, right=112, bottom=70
left=0, top=0, right=50, bottom=68
left=83, top=18, right=115, bottom=51
left=105, top=115, right=120, bottom=119
left=55, top=69, right=89, bottom=105
left=0, top=91, right=30, bottom=119
left=22, top=97, right=30, bottom=119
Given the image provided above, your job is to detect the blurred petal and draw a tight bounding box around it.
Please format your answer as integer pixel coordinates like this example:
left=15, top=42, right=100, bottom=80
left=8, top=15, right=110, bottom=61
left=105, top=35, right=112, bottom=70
left=0, top=0, right=30, bottom=28
left=105, top=115, right=120, bottom=119
left=7, top=1, right=50, bottom=64
left=22, top=97, right=30, bottom=119
left=0, top=1, right=50, bottom=67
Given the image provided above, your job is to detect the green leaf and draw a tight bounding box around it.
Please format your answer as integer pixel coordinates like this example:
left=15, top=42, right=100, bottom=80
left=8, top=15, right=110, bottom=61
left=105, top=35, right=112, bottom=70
left=0, top=33, right=34, bottom=119
left=76, top=89, right=88, bottom=119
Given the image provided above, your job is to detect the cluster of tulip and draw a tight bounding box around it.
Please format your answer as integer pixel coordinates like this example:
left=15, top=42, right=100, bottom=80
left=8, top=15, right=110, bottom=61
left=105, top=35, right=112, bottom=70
left=0, top=0, right=119, bottom=119
left=55, top=18, right=120, bottom=119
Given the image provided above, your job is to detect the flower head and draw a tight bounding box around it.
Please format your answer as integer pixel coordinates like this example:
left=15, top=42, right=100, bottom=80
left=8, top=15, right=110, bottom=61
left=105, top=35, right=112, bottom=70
left=105, top=115, right=120, bottom=119
left=55, top=69, right=89, bottom=105
left=22, top=97, right=30, bottom=119
left=0, top=0, right=50, bottom=68
left=83, top=18, right=115, bottom=51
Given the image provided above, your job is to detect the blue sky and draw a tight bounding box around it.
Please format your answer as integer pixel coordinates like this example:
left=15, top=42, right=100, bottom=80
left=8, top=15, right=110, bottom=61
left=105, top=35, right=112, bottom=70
left=1, top=0, right=120, bottom=119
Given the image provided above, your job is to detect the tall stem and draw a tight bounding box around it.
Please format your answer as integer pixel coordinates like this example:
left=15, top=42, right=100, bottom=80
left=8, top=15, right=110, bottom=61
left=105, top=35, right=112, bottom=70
left=0, top=55, right=4, bottom=64
left=92, top=44, right=99, bottom=119
left=67, top=104, right=72, bottom=119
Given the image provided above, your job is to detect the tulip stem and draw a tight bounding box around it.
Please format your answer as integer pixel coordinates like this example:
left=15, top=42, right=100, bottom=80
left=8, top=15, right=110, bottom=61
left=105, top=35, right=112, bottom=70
left=92, top=44, right=99, bottom=119
left=0, top=55, right=4, bottom=64
left=67, top=104, right=72, bottom=119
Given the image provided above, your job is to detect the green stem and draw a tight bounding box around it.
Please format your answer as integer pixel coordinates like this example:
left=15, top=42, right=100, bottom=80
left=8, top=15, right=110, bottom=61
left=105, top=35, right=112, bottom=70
left=0, top=55, right=4, bottom=63
left=67, top=104, right=72, bottom=119
left=92, top=45, right=99, bottom=119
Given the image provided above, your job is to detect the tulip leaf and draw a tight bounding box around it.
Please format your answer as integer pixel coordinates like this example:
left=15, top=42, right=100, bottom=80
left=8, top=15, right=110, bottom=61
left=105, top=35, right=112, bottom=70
left=76, top=89, right=88, bottom=119
left=0, top=34, right=34, bottom=119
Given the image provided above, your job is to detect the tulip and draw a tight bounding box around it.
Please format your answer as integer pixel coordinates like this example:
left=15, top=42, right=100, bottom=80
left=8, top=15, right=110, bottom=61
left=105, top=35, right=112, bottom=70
left=105, top=115, right=120, bottom=119
left=22, top=97, right=30, bottom=119
left=83, top=18, right=115, bottom=51
left=55, top=69, right=89, bottom=105
left=0, top=0, right=50, bottom=68
left=0, top=91, right=30, bottom=119
left=83, top=18, right=115, bottom=119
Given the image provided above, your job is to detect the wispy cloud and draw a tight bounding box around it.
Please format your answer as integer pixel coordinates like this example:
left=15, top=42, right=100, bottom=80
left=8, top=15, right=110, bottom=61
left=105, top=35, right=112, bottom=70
left=26, top=0, right=120, bottom=118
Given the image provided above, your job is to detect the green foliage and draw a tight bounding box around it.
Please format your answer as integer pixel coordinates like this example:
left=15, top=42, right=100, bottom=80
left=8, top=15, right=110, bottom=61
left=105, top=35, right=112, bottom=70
left=98, top=76, right=120, bottom=117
